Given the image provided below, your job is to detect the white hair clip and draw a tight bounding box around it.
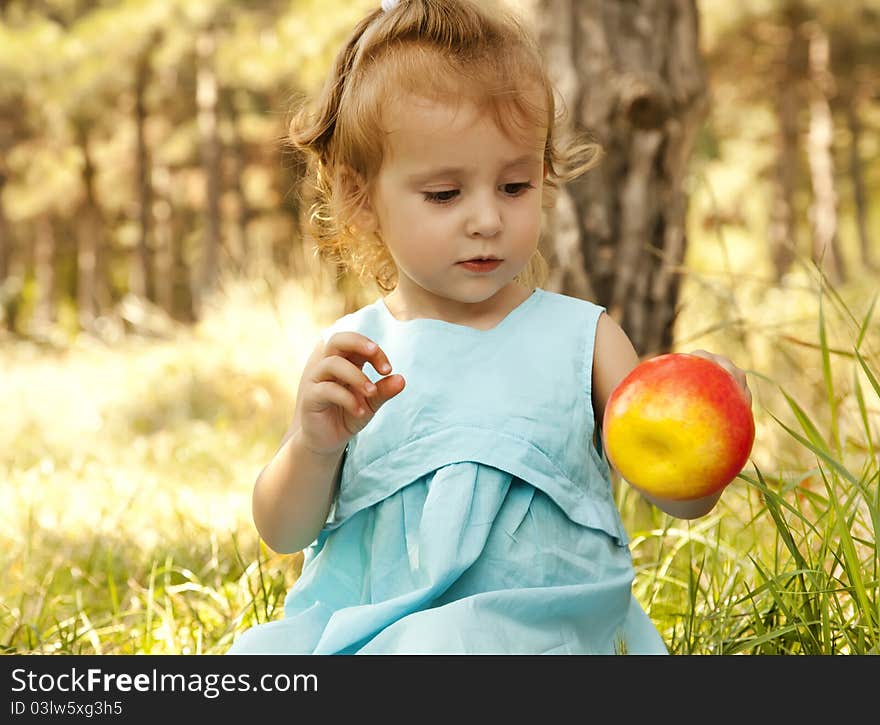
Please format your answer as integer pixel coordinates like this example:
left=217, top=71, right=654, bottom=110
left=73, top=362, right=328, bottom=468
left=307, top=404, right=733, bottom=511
left=381, top=0, right=400, bottom=11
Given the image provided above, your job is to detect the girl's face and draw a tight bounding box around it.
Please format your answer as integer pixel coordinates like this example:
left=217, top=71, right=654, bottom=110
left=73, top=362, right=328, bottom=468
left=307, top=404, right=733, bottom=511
left=363, top=94, right=546, bottom=319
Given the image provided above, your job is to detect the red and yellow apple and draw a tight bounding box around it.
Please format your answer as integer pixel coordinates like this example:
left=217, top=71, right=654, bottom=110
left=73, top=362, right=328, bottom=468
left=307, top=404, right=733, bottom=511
left=602, top=353, right=755, bottom=500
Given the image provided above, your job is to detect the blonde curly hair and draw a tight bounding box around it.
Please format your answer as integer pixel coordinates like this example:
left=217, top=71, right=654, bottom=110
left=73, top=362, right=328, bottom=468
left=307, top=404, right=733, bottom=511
left=289, top=0, right=601, bottom=293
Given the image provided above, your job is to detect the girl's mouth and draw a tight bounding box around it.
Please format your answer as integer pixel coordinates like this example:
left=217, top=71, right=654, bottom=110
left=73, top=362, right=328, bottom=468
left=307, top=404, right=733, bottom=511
left=458, top=258, right=502, bottom=273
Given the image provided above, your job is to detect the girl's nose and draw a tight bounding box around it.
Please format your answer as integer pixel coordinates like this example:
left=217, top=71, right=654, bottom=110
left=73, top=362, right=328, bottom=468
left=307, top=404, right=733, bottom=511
left=465, top=196, right=502, bottom=238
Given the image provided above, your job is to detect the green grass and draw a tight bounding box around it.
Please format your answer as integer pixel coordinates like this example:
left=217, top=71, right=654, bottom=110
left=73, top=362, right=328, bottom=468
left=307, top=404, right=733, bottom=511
left=1, top=268, right=877, bottom=654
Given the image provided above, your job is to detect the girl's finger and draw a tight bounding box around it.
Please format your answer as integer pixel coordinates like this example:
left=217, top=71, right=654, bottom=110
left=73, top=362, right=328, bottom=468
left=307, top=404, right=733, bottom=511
left=309, top=380, right=367, bottom=418
left=324, top=332, right=393, bottom=377
left=368, top=374, right=406, bottom=412
left=314, top=354, right=378, bottom=397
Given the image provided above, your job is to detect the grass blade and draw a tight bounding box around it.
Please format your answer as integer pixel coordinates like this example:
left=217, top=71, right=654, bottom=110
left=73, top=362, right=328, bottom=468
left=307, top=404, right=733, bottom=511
left=818, top=294, right=840, bottom=455
left=854, top=349, right=880, bottom=402
left=820, top=468, right=878, bottom=634
left=779, top=388, right=831, bottom=456
left=766, top=410, right=859, bottom=486
left=852, top=370, right=877, bottom=471
left=855, top=291, right=878, bottom=350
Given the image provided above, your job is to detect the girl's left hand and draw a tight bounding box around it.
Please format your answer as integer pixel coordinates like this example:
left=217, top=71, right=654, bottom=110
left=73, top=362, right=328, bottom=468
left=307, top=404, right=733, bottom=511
left=687, top=349, right=752, bottom=406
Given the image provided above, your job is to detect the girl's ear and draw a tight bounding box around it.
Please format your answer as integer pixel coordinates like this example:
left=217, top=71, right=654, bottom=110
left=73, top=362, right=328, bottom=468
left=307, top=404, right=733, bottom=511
left=339, top=165, right=379, bottom=233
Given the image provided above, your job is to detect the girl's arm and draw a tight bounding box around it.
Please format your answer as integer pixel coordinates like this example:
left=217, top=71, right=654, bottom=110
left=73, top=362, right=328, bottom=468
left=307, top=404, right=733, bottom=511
left=591, top=312, right=742, bottom=519
left=252, top=427, right=347, bottom=555
left=252, top=341, right=347, bottom=554
left=253, top=335, right=405, bottom=553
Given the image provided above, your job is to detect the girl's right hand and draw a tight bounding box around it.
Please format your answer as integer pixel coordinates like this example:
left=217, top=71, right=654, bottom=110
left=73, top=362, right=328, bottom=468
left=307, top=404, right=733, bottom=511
left=296, top=332, right=406, bottom=456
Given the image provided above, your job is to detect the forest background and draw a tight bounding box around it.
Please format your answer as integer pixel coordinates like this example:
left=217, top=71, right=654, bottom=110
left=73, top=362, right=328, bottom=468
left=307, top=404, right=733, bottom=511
left=1, top=0, right=878, bottom=654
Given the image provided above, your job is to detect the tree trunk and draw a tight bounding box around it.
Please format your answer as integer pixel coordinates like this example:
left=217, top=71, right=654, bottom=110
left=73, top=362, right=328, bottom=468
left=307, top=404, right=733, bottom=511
left=152, top=163, right=174, bottom=315
left=75, top=121, right=108, bottom=332
left=844, top=100, right=874, bottom=271
left=769, top=6, right=804, bottom=281
left=832, top=19, right=874, bottom=275
left=805, top=22, right=845, bottom=285
left=153, top=164, right=195, bottom=323
left=0, top=170, right=9, bottom=283
left=0, top=169, right=22, bottom=333
left=535, top=0, right=708, bottom=356
left=33, top=214, right=57, bottom=329
left=225, top=90, right=250, bottom=276
left=196, top=27, right=222, bottom=316
left=131, top=44, right=156, bottom=301
left=171, top=208, right=196, bottom=323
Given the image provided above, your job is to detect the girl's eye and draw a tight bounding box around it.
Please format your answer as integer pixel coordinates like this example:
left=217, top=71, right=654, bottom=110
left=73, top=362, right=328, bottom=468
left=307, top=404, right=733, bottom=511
left=422, top=183, right=535, bottom=204
left=423, top=189, right=459, bottom=204
left=501, top=182, right=535, bottom=196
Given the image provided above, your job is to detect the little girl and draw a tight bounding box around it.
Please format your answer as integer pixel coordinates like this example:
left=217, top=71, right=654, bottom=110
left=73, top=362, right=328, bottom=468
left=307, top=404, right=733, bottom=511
left=228, top=0, right=751, bottom=655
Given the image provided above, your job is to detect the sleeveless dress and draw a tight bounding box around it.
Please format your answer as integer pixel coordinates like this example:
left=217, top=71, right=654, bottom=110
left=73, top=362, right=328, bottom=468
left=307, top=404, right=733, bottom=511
left=228, top=288, right=668, bottom=654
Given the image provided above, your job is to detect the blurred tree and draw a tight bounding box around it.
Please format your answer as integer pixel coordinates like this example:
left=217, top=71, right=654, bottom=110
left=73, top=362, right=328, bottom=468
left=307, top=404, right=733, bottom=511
left=0, top=136, right=16, bottom=332
left=72, top=116, right=110, bottom=331
left=534, top=0, right=709, bottom=356
left=5, top=0, right=871, bottom=343
left=830, top=5, right=879, bottom=272
left=0, top=0, right=389, bottom=337
left=769, top=1, right=808, bottom=279
left=131, top=30, right=162, bottom=302
left=223, top=88, right=251, bottom=276
left=805, top=19, right=845, bottom=285
left=0, top=7, right=46, bottom=331
left=33, top=214, right=56, bottom=329
left=195, top=23, right=221, bottom=316
left=703, top=0, right=879, bottom=285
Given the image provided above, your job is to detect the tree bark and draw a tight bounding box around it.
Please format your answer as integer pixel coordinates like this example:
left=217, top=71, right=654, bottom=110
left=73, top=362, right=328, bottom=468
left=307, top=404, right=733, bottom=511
left=535, top=0, right=709, bottom=356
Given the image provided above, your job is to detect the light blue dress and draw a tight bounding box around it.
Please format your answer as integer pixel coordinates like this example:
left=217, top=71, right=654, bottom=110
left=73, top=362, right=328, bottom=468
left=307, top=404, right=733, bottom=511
left=228, top=288, right=667, bottom=654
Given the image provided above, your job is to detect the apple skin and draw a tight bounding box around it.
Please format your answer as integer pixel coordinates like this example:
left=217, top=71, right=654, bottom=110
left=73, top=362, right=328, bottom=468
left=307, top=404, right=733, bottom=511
left=602, top=353, right=755, bottom=501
